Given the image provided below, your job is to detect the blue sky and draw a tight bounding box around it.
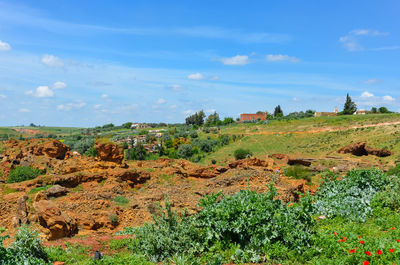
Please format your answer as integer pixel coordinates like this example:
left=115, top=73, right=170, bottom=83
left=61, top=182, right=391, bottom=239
left=0, top=0, right=399, bottom=126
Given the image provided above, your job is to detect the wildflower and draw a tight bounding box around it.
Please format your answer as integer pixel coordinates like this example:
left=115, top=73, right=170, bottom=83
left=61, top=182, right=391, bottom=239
left=397, top=239, right=400, bottom=243
left=349, top=249, right=356, bottom=253
left=365, top=251, right=372, bottom=256
left=343, top=237, right=347, bottom=240
left=389, top=248, right=395, bottom=253
left=392, top=227, right=396, bottom=230
left=333, top=232, right=337, bottom=236
left=377, top=249, right=383, bottom=255
left=363, top=261, right=370, bottom=265
left=360, top=240, right=365, bottom=244
left=359, top=236, right=362, bottom=239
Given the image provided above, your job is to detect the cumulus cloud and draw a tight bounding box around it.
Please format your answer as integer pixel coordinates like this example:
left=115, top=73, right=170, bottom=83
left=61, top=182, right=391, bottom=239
left=266, top=54, right=300, bottom=63
left=361, top=91, right=374, bottom=98
left=0, top=94, right=6, bottom=99
left=57, top=101, right=86, bottom=111
left=187, top=73, right=204, bottom=80
left=101, top=94, right=109, bottom=99
left=0, top=40, right=11, bottom=51
left=156, top=98, right=166, bottom=104
left=26, top=86, right=54, bottom=98
left=362, top=78, right=381, bottom=84
left=19, top=108, right=30, bottom=113
left=52, top=81, right=67, bottom=89
left=220, top=55, right=250, bottom=65
left=339, top=29, right=388, bottom=51
left=41, top=54, right=64, bottom=67
left=383, top=95, right=395, bottom=101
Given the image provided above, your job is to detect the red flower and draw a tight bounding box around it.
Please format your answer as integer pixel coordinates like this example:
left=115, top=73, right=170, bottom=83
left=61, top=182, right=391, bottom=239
left=333, top=232, right=337, bottom=236
left=397, top=239, right=400, bottom=243
left=359, top=236, right=362, bottom=239
left=360, top=240, right=365, bottom=244
left=377, top=249, right=383, bottom=255
left=365, top=251, right=372, bottom=256
left=392, top=227, right=396, bottom=230
left=339, top=239, right=346, bottom=242
left=349, top=249, right=356, bottom=253
left=343, top=237, right=347, bottom=240
left=389, top=248, right=395, bottom=253
left=363, top=261, right=370, bottom=265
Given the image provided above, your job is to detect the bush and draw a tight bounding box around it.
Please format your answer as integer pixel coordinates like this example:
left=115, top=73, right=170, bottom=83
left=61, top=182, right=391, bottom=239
left=192, top=138, right=218, bottom=153
left=371, top=176, right=400, bottom=214
left=386, top=164, right=400, bottom=176
left=127, top=200, right=203, bottom=262
left=113, top=196, right=129, bottom=205
left=177, top=144, right=193, bottom=158
left=284, top=165, right=312, bottom=183
left=313, top=169, right=389, bottom=221
left=84, top=146, right=97, bottom=157
left=0, top=225, right=49, bottom=264
left=233, top=148, right=252, bottom=160
left=7, top=166, right=44, bottom=183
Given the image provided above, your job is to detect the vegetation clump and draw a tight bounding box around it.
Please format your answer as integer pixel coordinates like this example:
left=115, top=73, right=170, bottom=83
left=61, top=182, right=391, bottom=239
left=7, top=166, right=44, bottom=183
left=234, top=148, right=252, bottom=160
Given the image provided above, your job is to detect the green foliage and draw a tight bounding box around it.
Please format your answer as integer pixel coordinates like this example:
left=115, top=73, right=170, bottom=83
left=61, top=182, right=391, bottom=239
left=7, top=166, right=44, bottom=183
left=128, top=199, right=203, bottom=262
left=223, top=117, right=235, bottom=125
left=108, top=238, right=132, bottom=250
left=109, top=214, right=118, bottom=225
left=233, top=148, right=252, bottom=160
left=0, top=225, right=49, bottom=264
left=189, top=130, right=198, bottom=139
left=63, top=136, right=95, bottom=154
left=379, top=106, right=390, bottom=113
left=28, top=185, right=53, bottom=195
left=122, top=122, right=133, bottom=129
left=313, top=169, right=389, bottom=221
left=195, top=186, right=315, bottom=258
left=386, top=164, right=400, bottom=176
left=273, top=105, right=283, bottom=117
left=113, top=196, right=129, bottom=205
left=205, top=112, right=221, bottom=127
left=284, top=165, right=312, bottom=183
left=177, top=144, right=193, bottom=159
left=185, top=110, right=205, bottom=126
left=84, top=146, right=98, bottom=157
left=343, top=93, right=357, bottom=115
left=192, top=138, right=218, bottom=153
left=371, top=176, right=400, bottom=214
left=125, top=142, right=147, bottom=160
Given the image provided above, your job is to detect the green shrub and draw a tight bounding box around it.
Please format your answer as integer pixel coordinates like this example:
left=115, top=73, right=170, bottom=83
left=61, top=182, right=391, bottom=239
left=7, top=166, right=44, bottom=183
left=233, top=148, right=252, bottom=160
left=28, top=185, right=53, bottom=195
left=113, top=196, right=129, bottom=205
left=313, top=169, right=389, bottom=221
left=177, top=144, right=193, bottom=158
left=386, top=164, right=400, bottom=176
left=371, top=176, right=400, bottom=214
left=109, top=214, right=118, bottom=225
left=0, top=225, right=49, bottom=264
left=84, top=146, right=98, bottom=157
left=284, top=165, right=312, bottom=183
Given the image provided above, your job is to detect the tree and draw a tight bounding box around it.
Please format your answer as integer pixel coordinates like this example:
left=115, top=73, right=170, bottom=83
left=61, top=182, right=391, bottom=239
left=185, top=110, right=206, bottom=126
left=223, top=117, right=235, bottom=125
left=273, top=105, right=283, bottom=117
left=122, top=122, right=132, bottom=129
left=343, top=93, right=357, bottom=115
left=371, top=107, right=378, bottom=113
left=205, top=112, right=221, bottom=127
left=379, top=106, right=390, bottom=113
left=177, top=144, right=193, bottom=158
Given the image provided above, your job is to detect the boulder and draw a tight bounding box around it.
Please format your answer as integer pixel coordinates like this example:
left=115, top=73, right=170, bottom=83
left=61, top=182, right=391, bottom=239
left=94, top=141, right=124, bottom=164
left=46, top=185, right=69, bottom=198
left=31, top=139, right=69, bottom=159
left=33, top=200, right=77, bottom=240
left=34, top=191, right=48, bottom=202
left=13, top=195, right=28, bottom=227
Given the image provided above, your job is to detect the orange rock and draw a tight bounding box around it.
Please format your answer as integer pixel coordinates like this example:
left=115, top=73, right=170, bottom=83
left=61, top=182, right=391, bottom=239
left=94, top=141, right=124, bottom=164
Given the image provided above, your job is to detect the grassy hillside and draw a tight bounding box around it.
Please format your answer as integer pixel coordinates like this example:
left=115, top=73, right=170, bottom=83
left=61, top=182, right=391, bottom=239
left=204, top=114, right=400, bottom=167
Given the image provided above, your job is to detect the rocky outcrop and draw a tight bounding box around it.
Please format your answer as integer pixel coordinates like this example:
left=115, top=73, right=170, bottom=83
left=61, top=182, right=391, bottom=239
left=94, top=141, right=124, bottom=164
left=31, top=139, right=69, bottom=159
left=338, top=142, right=392, bottom=157
left=11, top=195, right=28, bottom=228
left=46, top=185, right=69, bottom=198
left=33, top=200, right=77, bottom=240
left=229, top=157, right=275, bottom=170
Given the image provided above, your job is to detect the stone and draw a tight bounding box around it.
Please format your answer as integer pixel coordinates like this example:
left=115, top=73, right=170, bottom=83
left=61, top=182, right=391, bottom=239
left=46, top=185, right=69, bottom=198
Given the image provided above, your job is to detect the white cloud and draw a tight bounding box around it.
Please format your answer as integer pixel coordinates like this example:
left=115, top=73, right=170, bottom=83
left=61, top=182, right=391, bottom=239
left=0, top=40, right=11, bottom=51
left=266, top=54, right=300, bottom=63
left=0, top=94, right=6, bottom=99
left=206, top=109, right=216, bottom=114
left=101, top=94, right=109, bottom=99
left=26, top=86, right=54, bottom=98
left=167, top=84, right=185, bottom=92
left=187, top=73, right=204, bottom=80
left=183, top=109, right=194, bottom=115
left=210, top=75, right=219, bottom=80
left=52, top=81, right=67, bottom=89
left=339, top=29, right=389, bottom=52
left=41, top=54, right=64, bottom=67
left=94, top=104, right=102, bottom=109
left=156, top=98, right=166, bottom=104
left=57, top=101, right=86, bottom=111
left=169, top=104, right=177, bottom=109
left=361, top=91, right=374, bottom=98
left=19, top=108, right=30, bottom=113
left=383, top=95, right=395, bottom=101
left=362, top=79, right=381, bottom=84
left=293, top=97, right=299, bottom=102
left=220, top=55, right=250, bottom=65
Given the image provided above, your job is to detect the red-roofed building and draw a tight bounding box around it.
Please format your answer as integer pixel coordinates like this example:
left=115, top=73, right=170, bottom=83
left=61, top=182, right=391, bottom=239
left=240, top=112, right=268, bottom=121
